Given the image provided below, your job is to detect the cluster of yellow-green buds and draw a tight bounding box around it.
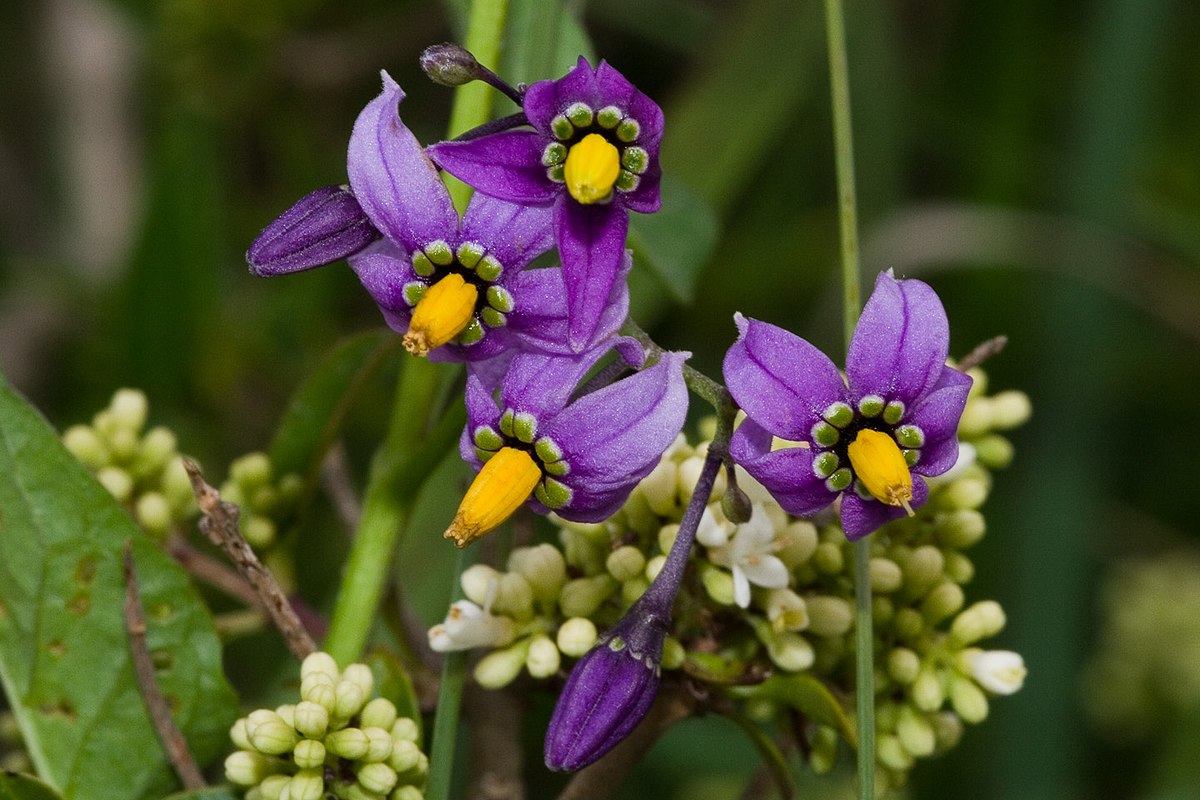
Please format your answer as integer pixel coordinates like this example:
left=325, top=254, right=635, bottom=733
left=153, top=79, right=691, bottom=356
left=61, top=388, right=196, bottom=538
left=225, top=652, right=427, bottom=800
left=954, top=366, right=1032, bottom=469
left=219, top=452, right=304, bottom=550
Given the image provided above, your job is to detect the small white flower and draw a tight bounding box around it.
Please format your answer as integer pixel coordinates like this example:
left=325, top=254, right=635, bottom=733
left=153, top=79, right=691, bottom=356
left=966, top=649, right=1027, bottom=695
left=427, top=600, right=516, bottom=652
left=706, top=504, right=790, bottom=608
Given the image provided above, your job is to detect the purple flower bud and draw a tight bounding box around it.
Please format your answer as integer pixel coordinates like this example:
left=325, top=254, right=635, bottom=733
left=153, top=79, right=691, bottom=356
left=419, top=43, right=483, bottom=87
left=247, top=185, right=378, bottom=276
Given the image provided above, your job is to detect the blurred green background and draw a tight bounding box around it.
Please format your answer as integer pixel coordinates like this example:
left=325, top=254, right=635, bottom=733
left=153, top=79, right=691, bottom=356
left=2, top=0, right=1199, bottom=797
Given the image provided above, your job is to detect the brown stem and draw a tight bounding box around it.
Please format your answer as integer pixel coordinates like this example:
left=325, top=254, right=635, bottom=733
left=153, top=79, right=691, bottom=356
left=957, top=335, right=1008, bottom=370
left=166, top=535, right=262, bottom=609
left=466, top=685, right=525, bottom=800
left=123, top=541, right=206, bottom=791
left=184, top=459, right=317, bottom=661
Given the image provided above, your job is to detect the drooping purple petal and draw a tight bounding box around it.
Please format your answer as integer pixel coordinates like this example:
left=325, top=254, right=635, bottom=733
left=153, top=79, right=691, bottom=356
left=461, top=368, right=504, bottom=466
left=346, top=240, right=416, bottom=333
left=499, top=346, right=611, bottom=422
left=847, top=272, right=949, bottom=406
left=595, top=60, right=665, bottom=146
left=557, top=200, right=629, bottom=351
left=548, top=352, right=689, bottom=521
left=840, top=478, right=930, bottom=540
left=461, top=193, right=555, bottom=270
left=427, top=131, right=559, bottom=204
left=523, top=56, right=599, bottom=132
left=247, top=185, right=379, bottom=276
left=908, top=365, right=973, bottom=476
left=730, top=419, right=836, bottom=517
left=506, top=254, right=631, bottom=356
left=620, top=161, right=663, bottom=214
left=723, top=315, right=848, bottom=442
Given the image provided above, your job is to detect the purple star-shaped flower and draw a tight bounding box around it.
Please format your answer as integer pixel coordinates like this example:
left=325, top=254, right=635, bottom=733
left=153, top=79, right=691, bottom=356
left=427, top=57, right=663, bottom=352
left=723, top=272, right=973, bottom=540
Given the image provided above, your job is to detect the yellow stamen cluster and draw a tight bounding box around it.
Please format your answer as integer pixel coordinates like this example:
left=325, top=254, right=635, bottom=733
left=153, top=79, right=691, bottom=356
left=563, top=133, right=620, bottom=205
left=444, top=447, right=542, bottom=547
left=404, top=274, right=478, bottom=356
left=846, top=429, right=915, bottom=514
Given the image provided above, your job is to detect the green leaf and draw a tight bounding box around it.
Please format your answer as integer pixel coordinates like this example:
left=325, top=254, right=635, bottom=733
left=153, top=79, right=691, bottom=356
left=0, top=374, right=239, bottom=800
left=627, top=176, right=721, bottom=305
left=267, top=330, right=400, bottom=483
left=366, top=649, right=424, bottom=747
left=0, top=774, right=64, bottom=800
left=503, top=0, right=595, bottom=86
left=715, top=710, right=795, bottom=800
left=729, top=673, right=856, bottom=746
left=160, top=788, right=240, bottom=800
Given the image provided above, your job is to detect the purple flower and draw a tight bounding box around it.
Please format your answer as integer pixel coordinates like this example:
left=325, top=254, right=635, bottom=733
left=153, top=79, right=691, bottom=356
left=446, top=342, right=688, bottom=547
left=247, top=185, right=380, bottom=276
left=723, top=272, right=972, bottom=540
left=427, top=57, right=663, bottom=352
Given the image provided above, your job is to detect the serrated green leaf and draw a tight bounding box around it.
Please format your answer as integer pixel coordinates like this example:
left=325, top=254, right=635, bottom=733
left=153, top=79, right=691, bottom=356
left=729, top=673, right=856, bottom=746
left=160, top=788, right=240, bottom=800
left=627, top=176, right=721, bottom=304
left=0, top=374, right=239, bottom=800
left=267, top=330, right=400, bottom=483
left=0, top=773, right=64, bottom=800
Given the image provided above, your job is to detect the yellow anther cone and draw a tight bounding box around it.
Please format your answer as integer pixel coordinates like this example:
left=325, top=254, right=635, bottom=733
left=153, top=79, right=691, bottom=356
left=563, top=133, right=620, bottom=204
left=846, top=429, right=914, bottom=513
left=445, top=447, right=542, bottom=547
left=404, top=274, right=478, bottom=356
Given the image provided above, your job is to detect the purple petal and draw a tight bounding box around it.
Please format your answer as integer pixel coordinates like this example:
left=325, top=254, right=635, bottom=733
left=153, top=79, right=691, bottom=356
left=347, top=72, right=457, bottom=252
left=427, top=131, right=559, bottom=204
left=247, top=185, right=379, bottom=275
left=909, top=365, right=973, bottom=476
left=723, top=315, right=848, bottom=442
left=840, top=478, right=930, bottom=541
left=500, top=347, right=610, bottom=421
left=461, top=193, right=555, bottom=270
left=523, top=56, right=599, bottom=132
left=548, top=352, right=689, bottom=521
left=620, top=161, right=662, bottom=214
left=346, top=240, right=416, bottom=333
left=461, top=368, right=504, bottom=465
left=557, top=201, right=629, bottom=351
left=593, top=60, right=665, bottom=148
left=847, top=272, right=949, bottom=406
left=730, top=419, right=836, bottom=517
left=507, top=254, right=630, bottom=355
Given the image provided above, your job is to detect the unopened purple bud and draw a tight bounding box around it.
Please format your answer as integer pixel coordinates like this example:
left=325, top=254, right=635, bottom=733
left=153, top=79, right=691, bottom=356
left=247, top=185, right=378, bottom=276
left=419, top=43, right=483, bottom=87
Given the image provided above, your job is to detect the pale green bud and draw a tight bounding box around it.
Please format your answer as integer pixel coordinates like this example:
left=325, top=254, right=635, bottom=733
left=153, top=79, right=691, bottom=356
left=963, top=649, right=1027, bottom=695
left=661, top=637, right=685, bottom=670
left=288, top=769, right=325, bottom=800
left=460, top=564, right=500, bottom=607
left=922, top=581, right=965, bottom=623
left=162, top=456, right=196, bottom=512
left=640, top=457, right=680, bottom=515
left=870, top=557, right=904, bottom=593
left=391, top=785, right=425, bottom=800
left=243, top=516, right=277, bottom=549
left=342, top=783, right=384, bottom=800
left=526, top=634, right=561, bottom=679
left=343, top=663, right=375, bottom=699
left=931, top=711, right=963, bottom=751
left=294, top=700, right=330, bottom=739
left=776, top=520, right=819, bottom=567
left=644, top=554, right=666, bottom=581
left=809, top=725, right=838, bottom=775
left=300, top=673, right=336, bottom=711
left=231, top=718, right=253, bottom=750
left=876, top=733, right=913, bottom=771
left=135, top=492, right=172, bottom=535
left=220, top=481, right=246, bottom=507
left=300, top=652, right=339, bottom=681
left=766, top=631, right=815, bottom=672
left=134, top=426, right=177, bottom=475
left=620, top=575, right=649, bottom=606
left=892, top=608, right=924, bottom=639
left=950, top=600, right=1006, bottom=645
left=225, top=750, right=279, bottom=786
left=106, top=427, right=139, bottom=462
left=935, top=477, right=989, bottom=511
left=699, top=564, right=736, bottom=606
left=974, top=434, right=1014, bottom=469
left=559, top=528, right=605, bottom=574
left=361, top=727, right=394, bottom=762
left=325, top=727, right=370, bottom=759
left=248, top=719, right=297, bottom=755
left=943, top=551, right=975, bottom=584
left=965, top=367, right=988, bottom=397
left=812, top=542, right=844, bottom=575
left=360, top=698, right=398, bottom=731
left=358, top=763, right=398, bottom=795
left=492, top=572, right=534, bottom=621
left=990, top=390, right=1032, bottom=429
left=763, top=588, right=808, bottom=632
left=259, top=775, right=290, bottom=800
left=388, top=738, right=422, bottom=773
left=251, top=485, right=280, bottom=514
left=231, top=452, right=273, bottom=489
left=873, top=596, right=895, bottom=625
left=274, top=704, right=296, bottom=729
left=657, top=524, right=679, bottom=555
left=558, top=575, right=618, bottom=618
left=473, top=639, right=531, bottom=689
left=293, top=738, right=325, bottom=769
left=886, top=648, right=921, bottom=685
left=679, top=455, right=726, bottom=503
left=109, top=389, right=149, bottom=432
left=622, top=489, right=663, bottom=537
left=279, top=473, right=304, bottom=502
left=935, top=509, right=986, bottom=549
left=389, top=717, right=419, bottom=744
left=506, top=544, right=566, bottom=606
left=956, top=396, right=993, bottom=437
left=949, top=674, right=989, bottom=723
left=911, top=668, right=944, bottom=712
left=97, top=465, right=134, bottom=502
left=903, top=545, right=944, bottom=594
left=896, top=706, right=935, bottom=757
left=606, top=546, right=646, bottom=582
left=556, top=617, right=598, bottom=657
left=334, top=680, right=368, bottom=720
left=806, top=596, right=853, bottom=637
left=63, top=425, right=108, bottom=469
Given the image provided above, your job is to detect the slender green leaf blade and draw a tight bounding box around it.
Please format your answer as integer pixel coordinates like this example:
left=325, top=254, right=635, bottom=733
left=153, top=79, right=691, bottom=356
left=731, top=673, right=856, bottom=746
left=0, top=374, right=238, bottom=800
left=0, top=774, right=64, bottom=800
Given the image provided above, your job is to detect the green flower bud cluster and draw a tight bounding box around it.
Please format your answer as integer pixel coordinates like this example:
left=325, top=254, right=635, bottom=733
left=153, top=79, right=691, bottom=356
left=61, top=388, right=197, bottom=538
left=955, top=367, right=1031, bottom=469
left=219, top=452, right=304, bottom=550
left=1082, top=551, right=1200, bottom=743
left=226, top=652, right=428, bottom=800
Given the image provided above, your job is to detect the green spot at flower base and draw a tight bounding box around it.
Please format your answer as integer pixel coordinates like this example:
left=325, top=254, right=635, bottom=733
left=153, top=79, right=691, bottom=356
left=597, top=106, right=622, bottom=128
left=895, top=424, right=925, bottom=448
left=617, top=118, right=640, bottom=143
left=813, top=451, right=840, bottom=479
left=486, top=286, right=514, bottom=312
left=424, top=240, right=454, bottom=265
left=544, top=460, right=569, bottom=476
left=812, top=421, right=840, bottom=448
left=480, top=307, right=506, bottom=328
left=608, top=635, right=627, bottom=651
left=402, top=282, right=427, bottom=307
left=457, top=242, right=484, bottom=269
left=458, top=318, right=485, bottom=345
left=474, top=426, right=503, bottom=451
left=542, top=142, right=567, bottom=166
left=551, top=115, right=574, bottom=140
left=883, top=400, right=906, bottom=425
left=476, top=255, right=503, bottom=282
left=512, top=412, right=538, bottom=443
left=621, top=147, right=648, bottom=175
left=412, top=252, right=435, bottom=277
left=534, top=437, right=563, bottom=464
left=823, top=402, right=854, bottom=428
left=903, top=448, right=920, bottom=467
left=535, top=477, right=572, bottom=509
left=615, top=170, right=640, bottom=193
left=547, top=165, right=566, bottom=184
left=475, top=447, right=496, bottom=463
left=499, top=409, right=516, bottom=437
left=565, top=102, right=594, bottom=129
left=825, top=468, right=853, bottom=492
left=859, top=394, right=885, bottom=417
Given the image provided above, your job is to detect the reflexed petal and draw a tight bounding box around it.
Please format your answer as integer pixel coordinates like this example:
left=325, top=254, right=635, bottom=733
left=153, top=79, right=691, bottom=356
left=347, top=240, right=417, bottom=333
left=500, top=347, right=610, bottom=421
left=427, top=131, right=559, bottom=204
left=247, top=185, right=379, bottom=275
left=731, top=567, right=752, bottom=608
left=621, top=160, right=662, bottom=214
left=461, top=193, right=555, bottom=270
left=463, top=368, right=503, bottom=445
left=840, top=477, right=930, bottom=540
left=847, top=272, right=949, bottom=405
left=506, top=254, right=631, bottom=355
left=347, top=72, right=457, bottom=251
left=730, top=419, right=835, bottom=517
left=723, top=315, right=848, bottom=441
left=557, top=201, right=630, bottom=351
left=909, top=365, right=973, bottom=476
left=524, top=56, right=600, bottom=132
left=594, top=60, right=665, bottom=146
left=739, top=556, right=789, bottom=593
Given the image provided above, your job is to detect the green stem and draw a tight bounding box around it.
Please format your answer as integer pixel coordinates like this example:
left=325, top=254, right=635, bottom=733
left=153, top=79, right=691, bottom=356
left=445, top=0, right=511, bottom=213
left=424, top=548, right=475, bottom=800
left=824, top=0, right=874, bottom=797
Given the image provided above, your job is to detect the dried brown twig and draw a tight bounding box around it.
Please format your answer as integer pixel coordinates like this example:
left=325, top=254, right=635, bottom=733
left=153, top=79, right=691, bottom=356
left=957, top=335, right=1008, bottom=371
